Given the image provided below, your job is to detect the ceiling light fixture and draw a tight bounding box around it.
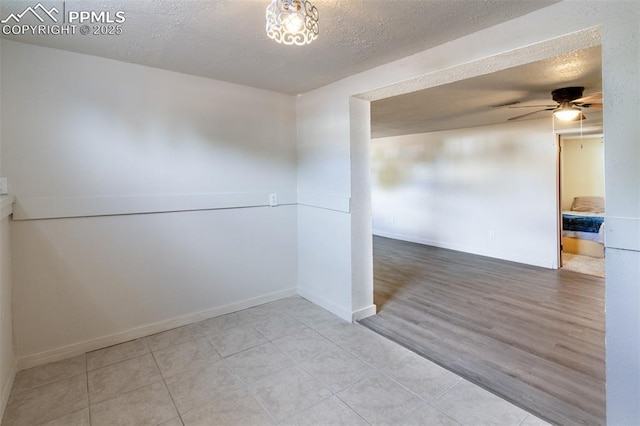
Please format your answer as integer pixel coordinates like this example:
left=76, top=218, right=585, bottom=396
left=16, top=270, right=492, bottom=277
left=553, top=101, right=583, bottom=121
left=266, top=0, right=319, bottom=46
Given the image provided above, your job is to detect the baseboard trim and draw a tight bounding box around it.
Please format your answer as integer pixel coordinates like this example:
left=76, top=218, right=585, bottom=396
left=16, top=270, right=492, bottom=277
left=352, top=304, right=377, bottom=322
left=373, top=230, right=555, bottom=269
left=297, top=287, right=373, bottom=323
left=0, top=357, right=17, bottom=421
left=16, top=287, right=297, bottom=370
left=297, top=287, right=352, bottom=322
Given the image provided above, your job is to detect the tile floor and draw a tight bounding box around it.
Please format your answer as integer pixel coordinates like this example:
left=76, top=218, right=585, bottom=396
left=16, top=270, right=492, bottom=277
left=2, top=296, right=551, bottom=426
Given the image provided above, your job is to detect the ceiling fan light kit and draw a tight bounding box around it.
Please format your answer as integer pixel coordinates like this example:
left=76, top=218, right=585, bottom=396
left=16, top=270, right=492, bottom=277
left=554, top=101, right=583, bottom=121
left=507, top=86, right=602, bottom=122
left=266, top=0, right=319, bottom=46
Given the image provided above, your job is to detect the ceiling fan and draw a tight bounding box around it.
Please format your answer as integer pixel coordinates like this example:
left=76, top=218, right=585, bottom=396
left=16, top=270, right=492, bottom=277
left=508, top=87, right=602, bottom=121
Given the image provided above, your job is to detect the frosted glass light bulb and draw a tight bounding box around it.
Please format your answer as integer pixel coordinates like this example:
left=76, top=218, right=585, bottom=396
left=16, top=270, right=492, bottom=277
left=554, top=108, right=581, bottom=121
left=283, top=13, right=304, bottom=32
left=554, top=102, right=582, bottom=121
left=266, top=0, right=319, bottom=46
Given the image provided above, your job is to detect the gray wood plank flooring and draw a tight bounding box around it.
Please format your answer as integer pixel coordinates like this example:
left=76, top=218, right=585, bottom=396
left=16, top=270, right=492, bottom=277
left=359, top=236, right=605, bottom=426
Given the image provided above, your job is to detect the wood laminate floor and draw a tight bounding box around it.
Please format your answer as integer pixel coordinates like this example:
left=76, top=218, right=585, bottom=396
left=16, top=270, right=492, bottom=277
left=359, top=236, right=605, bottom=426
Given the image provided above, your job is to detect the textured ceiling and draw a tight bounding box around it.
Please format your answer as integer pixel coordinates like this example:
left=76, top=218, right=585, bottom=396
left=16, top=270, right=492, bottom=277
left=371, top=46, right=603, bottom=138
left=0, top=0, right=557, bottom=94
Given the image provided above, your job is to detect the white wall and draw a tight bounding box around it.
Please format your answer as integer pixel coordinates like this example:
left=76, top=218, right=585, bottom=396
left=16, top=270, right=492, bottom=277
left=0, top=37, right=16, bottom=421
left=561, top=136, right=605, bottom=211
left=296, top=2, right=639, bottom=423
left=1, top=41, right=298, bottom=367
left=371, top=119, right=558, bottom=268
left=11, top=207, right=297, bottom=364
left=2, top=41, right=296, bottom=201
left=0, top=204, right=15, bottom=425
left=295, top=91, right=368, bottom=321
left=601, top=5, right=640, bottom=422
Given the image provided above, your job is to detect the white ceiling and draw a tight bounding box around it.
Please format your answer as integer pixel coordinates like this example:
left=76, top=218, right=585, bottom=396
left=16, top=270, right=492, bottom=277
left=3, top=0, right=600, bottom=137
left=0, top=0, right=557, bottom=95
left=371, top=46, right=603, bottom=138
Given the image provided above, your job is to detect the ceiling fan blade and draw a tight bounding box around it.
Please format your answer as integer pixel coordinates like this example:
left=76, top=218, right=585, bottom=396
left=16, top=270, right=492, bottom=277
left=508, top=108, right=553, bottom=121
left=573, top=92, right=602, bottom=103
left=508, top=104, right=557, bottom=109
left=580, top=103, right=603, bottom=109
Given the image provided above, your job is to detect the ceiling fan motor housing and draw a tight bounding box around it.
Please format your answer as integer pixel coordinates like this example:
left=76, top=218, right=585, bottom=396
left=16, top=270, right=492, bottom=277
left=552, top=86, right=585, bottom=103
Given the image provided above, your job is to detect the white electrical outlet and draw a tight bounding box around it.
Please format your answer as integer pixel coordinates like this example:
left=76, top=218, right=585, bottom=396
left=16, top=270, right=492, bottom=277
left=489, top=230, right=495, bottom=239
left=269, top=192, right=278, bottom=207
left=0, top=178, right=7, bottom=195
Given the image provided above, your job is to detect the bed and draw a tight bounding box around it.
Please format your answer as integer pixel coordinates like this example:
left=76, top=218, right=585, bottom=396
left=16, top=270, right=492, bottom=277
left=562, top=196, right=605, bottom=258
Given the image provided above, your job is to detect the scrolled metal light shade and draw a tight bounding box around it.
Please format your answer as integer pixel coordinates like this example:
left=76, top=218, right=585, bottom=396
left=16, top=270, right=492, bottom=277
left=266, top=0, right=319, bottom=46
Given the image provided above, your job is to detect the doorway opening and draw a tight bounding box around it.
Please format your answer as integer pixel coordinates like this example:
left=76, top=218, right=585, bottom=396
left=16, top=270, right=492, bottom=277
left=558, top=133, right=606, bottom=278
left=358, top=40, right=605, bottom=426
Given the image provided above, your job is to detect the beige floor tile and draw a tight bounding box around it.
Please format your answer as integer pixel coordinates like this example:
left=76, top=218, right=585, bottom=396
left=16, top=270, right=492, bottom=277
left=88, top=354, right=162, bottom=404
left=431, top=379, right=530, bottom=426
left=265, top=296, right=314, bottom=313
left=87, top=339, right=149, bottom=371
left=392, top=402, right=461, bottom=426
left=381, top=350, right=459, bottom=401
left=298, top=346, right=375, bottom=393
left=1, top=297, right=542, bottom=426
left=145, top=324, right=202, bottom=352
left=249, top=314, right=308, bottom=341
left=340, top=332, right=411, bottom=369
left=2, top=374, right=87, bottom=426
left=205, top=324, right=268, bottom=358
left=520, top=414, right=554, bottom=426
left=154, top=337, right=220, bottom=379
left=196, top=312, right=246, bottom=335
left=10, top=355, right=86, bottom=395
left=248, top=366, right=331, bottom=422
left=224, top=343, right=293, bottom=384
left=337, top=374, right=423, bottom=425
left=165, top=359, right=244, bottom=414
left=280, top=396, right=369, bottom=426
left=38, top=407, right=90, bottom=426
left=181, top=388, right=274, bottom=426
left=315, top=322, right=378, bottom=347
left=90, top=381, right=177, bottom=426
left=287, top=304, right=347, bottom=329
left=272, top=328, right=337, bottom=363
left=158, top=417, right=184, bottom=426
left=235, top=303, right=282, bottom=323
